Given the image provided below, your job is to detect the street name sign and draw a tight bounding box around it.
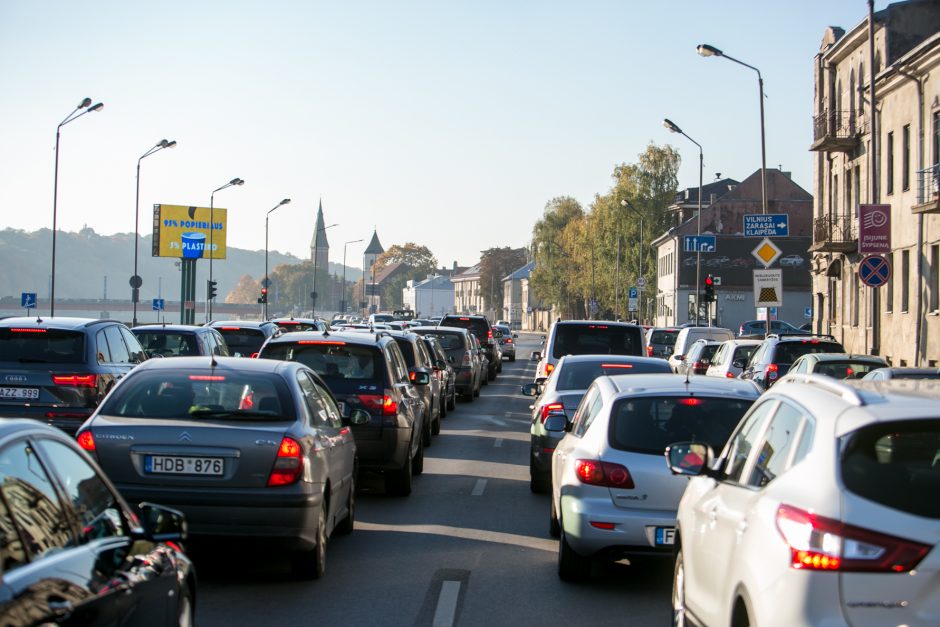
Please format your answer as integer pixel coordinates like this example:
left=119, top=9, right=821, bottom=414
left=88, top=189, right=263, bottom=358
left=683, top=234, right=716, bottom=253
left=858, top=204, right=891, bottom=254
left=753, top=269, right=783, bottom=307
left=858, top=254, right=890, bottom=288
left=744, top=214, right=789, bottom=237
left=751, top=238, right=782, bottom=268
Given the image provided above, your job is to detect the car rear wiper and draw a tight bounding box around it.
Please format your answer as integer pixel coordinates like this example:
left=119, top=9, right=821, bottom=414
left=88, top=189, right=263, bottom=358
left=189, top=408, right=284, bottom=420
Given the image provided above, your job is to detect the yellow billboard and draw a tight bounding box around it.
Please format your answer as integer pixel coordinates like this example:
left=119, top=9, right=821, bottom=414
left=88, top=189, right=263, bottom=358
left=152, top=204, right=227, bottom=259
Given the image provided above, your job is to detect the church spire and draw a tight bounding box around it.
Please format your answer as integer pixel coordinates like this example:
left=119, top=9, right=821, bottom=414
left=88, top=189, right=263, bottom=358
left=310, top=198, right=330, bottom=264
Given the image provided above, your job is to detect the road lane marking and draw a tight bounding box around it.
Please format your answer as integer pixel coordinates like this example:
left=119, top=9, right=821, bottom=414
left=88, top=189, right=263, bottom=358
left=355, top=521, right=557, bottom=552
left=471, top=479, right=487, bottom=496
left=433, top=581, right=461, bottom=627
left=493, top=438, right=503, bottom=448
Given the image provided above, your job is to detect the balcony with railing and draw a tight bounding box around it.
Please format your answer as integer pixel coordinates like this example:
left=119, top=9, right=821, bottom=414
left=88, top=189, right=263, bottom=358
left=810, top=110, right=866, bottom=152
left=811, top=213, right=857, bottom=253
left=912, top=165, right=940, bottom=214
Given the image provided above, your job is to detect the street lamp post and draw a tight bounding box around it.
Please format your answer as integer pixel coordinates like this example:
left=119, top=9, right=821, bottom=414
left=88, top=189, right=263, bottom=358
left=312, top=223, right=338, bottom=317
left=663, top=118, right=704, bottom=326
left=133, top=139, right=176, bottom=327
left=697, top=43, right=767, bottom=215
left=50, top=97, right=103, bottom=317
left=207, top=177, right=244, bottom=322
left=342, top=238, right=363, bottom=314
left=264, top=198, right=291, bottom=319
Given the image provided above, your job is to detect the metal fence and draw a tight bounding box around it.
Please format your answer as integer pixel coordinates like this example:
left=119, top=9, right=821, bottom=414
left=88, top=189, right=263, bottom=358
left=917, top=164, right=939, bottom=205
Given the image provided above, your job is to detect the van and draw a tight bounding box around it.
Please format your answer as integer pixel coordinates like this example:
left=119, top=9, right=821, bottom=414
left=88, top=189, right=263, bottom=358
left=535, top=320, right=646, bottom=381
left=668, top=326, right=734, bottom=373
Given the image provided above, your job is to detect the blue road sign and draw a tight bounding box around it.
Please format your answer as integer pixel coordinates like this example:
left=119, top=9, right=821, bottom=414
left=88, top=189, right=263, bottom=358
left=804, top=307, right=813, bottom=319
left=683, top=234, right=716, bottom=253
left=628, top=287, right=638, bottom=299
left=858, top=255, right=890, bottom=288
left=21, top=292, right=37, bottom=309
left=744, top=214, right=789, bottom=237
left=152, top=298, right=165, bottom=311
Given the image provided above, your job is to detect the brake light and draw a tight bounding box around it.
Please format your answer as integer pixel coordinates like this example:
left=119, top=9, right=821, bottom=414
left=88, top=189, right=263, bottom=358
left=459, top=317, right=470, bottom=321
left=189, top=375, right=225, bottom=381
left=219, top=327, right=241, bottom=331
left=574, top=459, right=635, bottom=488
left=846, top=367, right=854, bottom=376
left=487, top=330, right=493, bottom=340
left=297, top=340, right=346, bottom=345
left=11, top=328, right=46, bottom=333
left=647, top=346, right=654, bottom=356
left=268, top=437, right=304, bottom=486
left=677, top=398, right=702, bottom=406
left=52, top=374, right=97, bottom=387
left=250, top=353, right=259, bottom=359
left=587, top=325, right=608, bottom=329
left=775, top=504, right=930, bottom=572
left=76, top=431, right=95, bottom=452
left=539, top=402, right=564, bottom=423
left=692, top=361, right=704, bottom=371
left=409, top=371, right=415, bottom=382
left=358, top=392, right=398, bottom=415
left=505, top=338, right=513, bottom=343
left=545, top=363, right=554, bottom=375
left=765, top=364, right=779, bottom=380
left=601, top=364, right=633, bottom=369
left=726, top=372, right=735, bottom=378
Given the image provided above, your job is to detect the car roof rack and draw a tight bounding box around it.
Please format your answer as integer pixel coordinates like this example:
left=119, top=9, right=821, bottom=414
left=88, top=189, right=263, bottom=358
left=765, top=332, right=836, bottom=340
left=775, top=373, right=865, bottom=406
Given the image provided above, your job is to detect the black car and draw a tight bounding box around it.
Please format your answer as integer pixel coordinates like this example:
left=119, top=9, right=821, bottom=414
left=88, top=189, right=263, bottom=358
left=739, top=334, right=846, bottom=389
left=420, top=334, right=456, bottom=414
left=257, top=331, right=429, bottom=496
left=132, top=323, right=230, bottom=358
left=269, top=317, right=329, bottom=333
left=0, top=317, right=148, bottom=434
left=0, top=419, right=194, bottom=625
left=412, top=326, right=481, bottom=401
left=208, top=320, right=278, bottom=357
left=388, top=331, right=442, bottom=441
left=438, top=314, right=501, bottom=380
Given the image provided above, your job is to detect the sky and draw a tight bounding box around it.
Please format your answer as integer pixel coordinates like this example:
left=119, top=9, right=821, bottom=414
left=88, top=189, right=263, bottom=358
left=0, top=1, right=889, bottom=270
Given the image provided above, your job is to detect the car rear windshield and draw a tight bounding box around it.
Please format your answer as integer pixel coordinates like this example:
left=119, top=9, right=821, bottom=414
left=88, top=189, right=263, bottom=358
left=814, top=360, right=885, bottom=379
left=99, top=370, right=293, bottom=421
left=273, top=321, right=320, bottom=333
left=553, top=324, right=643, bottom=359
left=215, top=328, right=266, bottom=355
left=261, top=342, right=383, bottom=383
left=775, top=341, right=844, bottom=364
left=135, top=332, right=200, bottom=357
left=649, top=330, right=679, bottom=347
left=608, top=396, right=753, bottom=455
left=417, top=331, right=464, bottom=351
left=733, top=345, right=758, bottom=363
left=841, top=419, right=940, bottom=519
left=0, top=328, right=85, bottom=363
left=440, top=316, right=488, bottom=339
left=556, top=360, right=670, bottom=390
left=371, top=314, right=394, bottom=323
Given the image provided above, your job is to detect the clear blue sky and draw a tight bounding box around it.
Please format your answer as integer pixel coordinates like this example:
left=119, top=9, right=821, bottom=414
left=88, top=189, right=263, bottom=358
left=0, top=1, right=887, bottom=269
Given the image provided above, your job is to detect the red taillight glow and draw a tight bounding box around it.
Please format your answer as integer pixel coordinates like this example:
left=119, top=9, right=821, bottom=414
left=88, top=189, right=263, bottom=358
left=590, top=521, right=616, bottom=530
left=726, top=372, right=735, bottom=378
left=539, top=402, right=564, bottom=423
left=77, top=431, right=95, bottom=452
left=676, top=397, right=703, bottom=406
left=219, top=327, right=241, bottom=331
left=189, top=375, right=225, bottom=381
left=601, top=364, right=633, bottom=369
left=409, top=371, right=416, bottom=382
left=358, top=393, right=398, bottom=416
left=545, top=363, right=554, bottom=375
left=775, top=504, right=930, bottom=572
left=587, top=325, right=608, bottom=329
left=459, top=317, right=470, bottom=321
left=52, top=374, right=97, bottom=387
left=647, top=346, right=654, bottom=356
left=574, top=459, right=635, bottom=488
left=297, top=340, right=346, bottom=345
left=11, top=328, right=46, bottom=333
left=766, top=364, right=779, bottom=380
left=268, top=437, right=304, bottom=486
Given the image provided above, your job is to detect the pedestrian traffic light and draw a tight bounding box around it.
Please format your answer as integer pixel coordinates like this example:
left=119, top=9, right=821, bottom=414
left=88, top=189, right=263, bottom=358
left=258, top=287, right=268, bottom=304
left=703, top=275, right=715, bottom=302
left=207, top=280, right=218, bottom=301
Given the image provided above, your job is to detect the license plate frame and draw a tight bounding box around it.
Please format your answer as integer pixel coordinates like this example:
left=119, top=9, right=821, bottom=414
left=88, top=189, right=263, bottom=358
left=0, top=387, right=39, bottom=400
left=655, top=526, right=676, bottom=546
left=144, top=455, right=224, bottom=476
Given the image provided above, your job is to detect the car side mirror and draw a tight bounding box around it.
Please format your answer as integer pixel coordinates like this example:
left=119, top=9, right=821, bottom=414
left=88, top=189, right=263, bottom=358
left=531, top=351, right=542, bottom=361
left=134, top=502, right=187, bottom=542
left=447, top=355, right=455, bottom=364
left=413, top=371, right=431, bottom=386
left=543, top=414, right=569, bottom=433
left=513, top=333, right=518, bottom=339
left=673, top=354, right=684, bottom=361
left=665, top=442, right=715, bottom=477
left=348, top=409, right=371, bottom=425
left=521, top=383, right=540, bottom=397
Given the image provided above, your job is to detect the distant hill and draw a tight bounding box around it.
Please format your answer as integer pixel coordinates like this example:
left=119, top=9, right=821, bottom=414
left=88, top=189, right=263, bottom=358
left=0, top=227, right=362, bottom=302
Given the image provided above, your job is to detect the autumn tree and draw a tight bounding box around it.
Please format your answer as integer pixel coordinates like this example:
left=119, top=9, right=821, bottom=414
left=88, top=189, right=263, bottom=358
left=374, top=243, right=437, bottom=274
left=225, top=274, right=261, bottom=303
left=479, top=247, right=528, bottom=314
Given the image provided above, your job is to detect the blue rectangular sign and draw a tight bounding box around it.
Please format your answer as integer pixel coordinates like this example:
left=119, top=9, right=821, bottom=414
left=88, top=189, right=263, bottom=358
left=628, top=287, right=638, bottom=298
left=744, top=214, right=789, bottom=237
left=21, top=293, right=37, bottom=309
left=683, top=235, right=716, bottom=253
left=152, top=298, right=165, bottom=311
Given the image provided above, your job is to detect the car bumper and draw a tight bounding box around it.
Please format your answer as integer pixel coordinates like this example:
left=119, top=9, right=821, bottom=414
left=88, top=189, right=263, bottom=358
left=560, top=494, right=676, bottom=558
left=354, top=426, right=413, bottom=472
left=453, top=368, right=475, bottom=394
left=0, top=406, right=92, bottom=435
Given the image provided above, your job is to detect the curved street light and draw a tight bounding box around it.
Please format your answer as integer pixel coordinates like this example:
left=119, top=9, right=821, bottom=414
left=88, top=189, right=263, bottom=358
left=132, top=139, right=177, bottom=326
left=264, top=198, right=291, bottom=319
left=50, top=97, right=104, bottom=316
left=663, top=118, right=705, bottom=325
left=207, top=177, right=244, bottom=321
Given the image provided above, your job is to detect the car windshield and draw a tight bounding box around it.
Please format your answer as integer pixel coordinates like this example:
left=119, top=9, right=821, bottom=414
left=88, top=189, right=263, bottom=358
left=0, top=328, right=85, bottom=363
left=814, top=360, right=884, bottom=379
left=215, top=328, right=266, bottom=355
left=553, top=324, right=642, bottom=359
left=273, top=321, right=320, bottom=332
left=100, top=370, right=292, bottom=420
left=417, top=332, right=463, bottom=351
left=841, top=419, right=940, bottom=519
left=733, top=345, right=758, bottom=363
left=775, top=341, right=844, bottom=364
left=135, top=332, right=200, bottom=357
left=556, top=361, right=670, bottom=390
left=649, top=330, right=679, bottom=347
left=608, top=396, right=753, bottom=454
left=262, top=342, right=381, bottom=382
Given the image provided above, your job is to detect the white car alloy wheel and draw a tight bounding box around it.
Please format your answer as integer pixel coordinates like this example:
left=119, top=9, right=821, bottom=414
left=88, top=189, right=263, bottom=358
left=672, top=550, right=686, bottom=627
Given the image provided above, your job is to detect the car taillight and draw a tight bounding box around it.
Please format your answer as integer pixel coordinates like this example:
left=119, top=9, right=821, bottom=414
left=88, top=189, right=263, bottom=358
left=646, top=346, right=654, bottom=356
left=267, top=437, right=304, bottom=486
left=692, top=361, right=703, bottom=371
left=574, top=459, right=635, bottom=488
left=765, top=364, right=779, bottom=380
left=52, top=374, right=97, bottom=387
left=76, top=431, right=95, bottom=452
left=358, top=392, right=398, bottom=415
left=775, top=504, right=930, bottom=572
left=545, top=363, right=554, bottom=375
left=726, top=372, right=735, bottom=378
left=539, top=402, right=564, bottom=423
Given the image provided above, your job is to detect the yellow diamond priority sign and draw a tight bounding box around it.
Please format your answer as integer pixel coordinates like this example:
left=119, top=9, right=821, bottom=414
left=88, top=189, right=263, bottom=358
left=752, top=237, right=782, bottom=268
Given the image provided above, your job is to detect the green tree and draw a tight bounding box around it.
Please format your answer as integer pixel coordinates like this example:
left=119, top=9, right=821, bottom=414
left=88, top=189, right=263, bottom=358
left=530, top=196, right=585, bottom=319
left=375, top=243, right=437, bottom=274
left=479, top=247, right=528, bottom=314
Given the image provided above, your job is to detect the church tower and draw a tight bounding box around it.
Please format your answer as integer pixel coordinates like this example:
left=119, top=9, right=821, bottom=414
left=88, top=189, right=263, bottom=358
left=310, top=199, right=330, bottom=271
left=363, top=229, right=384, bottom=279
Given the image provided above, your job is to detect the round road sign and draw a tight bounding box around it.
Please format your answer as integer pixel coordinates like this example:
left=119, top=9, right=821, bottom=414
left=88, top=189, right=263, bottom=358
left=129, top=275, right=142, bottom=288
left=858, top=255, right=890, bottom=288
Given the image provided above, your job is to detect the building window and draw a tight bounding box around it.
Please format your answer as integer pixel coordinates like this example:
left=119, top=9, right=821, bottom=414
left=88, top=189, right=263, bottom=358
left=931, top=245, right=940, bottom=312
left=852, top=271, right=860, bottom=327
left=833, top=174, right=839, bottom=214
left=854, top=165, right=862, bottom=207
left=845, top=168, right=853, bottom=216
left=933, top=110, right=940, bottom=166
left=901, top=249, right=910, bottom=313
left=886, top=131, right=894, bottom=195
left=886, top=251, right=893, bottom=313
left=902, top=124, right=911, bottom=192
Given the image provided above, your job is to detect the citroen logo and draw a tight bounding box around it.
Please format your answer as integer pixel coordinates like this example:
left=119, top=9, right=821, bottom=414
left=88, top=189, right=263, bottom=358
left=178, top=431, right=192, bottom=442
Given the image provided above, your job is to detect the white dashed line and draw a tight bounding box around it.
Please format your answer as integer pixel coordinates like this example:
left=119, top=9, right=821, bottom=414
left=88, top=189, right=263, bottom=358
left=493, top=438, right=503, bottom=448
left=471, top=479, right=487, bottom=496
left=432, top=580, right=461, bottom=627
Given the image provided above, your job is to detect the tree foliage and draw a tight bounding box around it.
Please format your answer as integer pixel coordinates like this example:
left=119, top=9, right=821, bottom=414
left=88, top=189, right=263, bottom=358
left=375, top=243, right=437, bottom=274
left=479, top=247, right=529, bottom=313
left=225, top=274, right=261, bottom=304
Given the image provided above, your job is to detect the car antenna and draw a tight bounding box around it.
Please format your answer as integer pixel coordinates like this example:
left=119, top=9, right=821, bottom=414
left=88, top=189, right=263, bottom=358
left=322, top=327, right=330, bottom=337
left=684, top=367, right=691, bottom=386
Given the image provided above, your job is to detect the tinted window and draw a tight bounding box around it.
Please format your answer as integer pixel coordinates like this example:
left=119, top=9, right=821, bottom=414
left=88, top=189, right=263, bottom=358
left=420, top=332, right=464, bottom=351
left=440, top=317, right=488, bottom=341
left=774, top=341, right=844, bottom=364
left=649, top=330, right=679, bottom=347
left=722, top=401, right=776, bottom=483
left=263, top=342, right=382, bottom=382
left=100, top=370, right=292, bottom=420
left=120, top=327, right=145, bottom=361
left=104, top=325, right=131, bottom=363
left=747, top=403, right=808, bottom=488
left=733, top=345, right=758, bottom=364
left=556, top=360, right=670, bottom=391
left=0, top=490, right=27, bottom=572
left=136, top=332, right=200, bottom=357
left=394, top=339, right=417, bottom=367
left=608, top=396, right=752, bottom=455
left=274, top=321, right=322, bottom=333
left=96, top=329, right=112, bottom=363
left=0, top=328, right=85, bottom=363
left=841, top=419, right=940, bottom=519
left=552, top=324, right=642, bottom=359
left=572, top=387, right=603, bottom=438
left=215, top=328, right=267, bottom=355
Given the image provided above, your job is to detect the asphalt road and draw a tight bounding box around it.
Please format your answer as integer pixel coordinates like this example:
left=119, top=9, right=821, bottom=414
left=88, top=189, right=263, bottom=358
left=193, top=334, right=673, bottom=626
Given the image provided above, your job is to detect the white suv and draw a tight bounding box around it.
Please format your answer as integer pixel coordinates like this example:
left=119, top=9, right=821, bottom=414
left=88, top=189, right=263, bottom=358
left=666, top=374, right=940, bottom=627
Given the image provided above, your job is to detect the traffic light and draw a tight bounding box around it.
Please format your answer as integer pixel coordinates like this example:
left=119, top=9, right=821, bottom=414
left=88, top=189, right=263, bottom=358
left=703, top=274, right=715, bottom=302
left=207, top=279, right=218, bottom=301
left=258, top=287, right=268, bottom=304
